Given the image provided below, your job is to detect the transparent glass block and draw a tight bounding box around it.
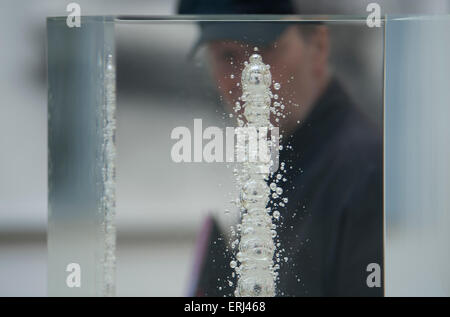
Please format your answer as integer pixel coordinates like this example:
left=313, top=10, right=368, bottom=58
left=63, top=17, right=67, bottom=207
left=47, top=14, right=450, bottom=297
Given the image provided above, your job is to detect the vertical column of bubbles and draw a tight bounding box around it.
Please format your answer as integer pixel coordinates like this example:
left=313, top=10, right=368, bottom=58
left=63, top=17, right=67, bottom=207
left=232, top=53, right=277, bottom=297
left=101, top=54, right=117, bottom=296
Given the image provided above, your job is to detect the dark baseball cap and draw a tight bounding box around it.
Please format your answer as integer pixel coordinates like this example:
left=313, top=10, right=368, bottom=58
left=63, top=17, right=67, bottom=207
left=178, top=0, right=297, bottom=57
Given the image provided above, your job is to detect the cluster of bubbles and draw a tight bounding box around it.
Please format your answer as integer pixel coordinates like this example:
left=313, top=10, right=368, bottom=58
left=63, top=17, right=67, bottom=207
left=229, top=50, right=289, bottom=297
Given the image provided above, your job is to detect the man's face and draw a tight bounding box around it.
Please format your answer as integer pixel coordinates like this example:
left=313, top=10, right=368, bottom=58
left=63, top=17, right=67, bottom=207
left=207, top=25, right=329, bottom=132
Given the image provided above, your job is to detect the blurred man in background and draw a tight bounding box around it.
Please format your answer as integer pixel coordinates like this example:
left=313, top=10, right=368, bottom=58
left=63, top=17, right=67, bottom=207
left=180, top=0, right=383, bottom=297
